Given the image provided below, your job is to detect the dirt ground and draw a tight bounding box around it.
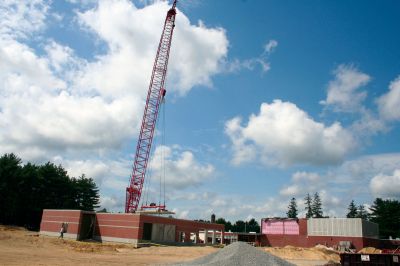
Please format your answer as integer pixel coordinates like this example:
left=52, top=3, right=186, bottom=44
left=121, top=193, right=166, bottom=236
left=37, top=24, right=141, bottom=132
left=0, top=225, right=340, bottom=266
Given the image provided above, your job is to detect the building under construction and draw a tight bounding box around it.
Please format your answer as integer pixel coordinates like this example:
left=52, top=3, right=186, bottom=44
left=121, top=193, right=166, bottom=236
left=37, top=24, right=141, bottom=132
left=40, top=212, right=384, bottom=251
left=40, top=209, right=224, bottom=246
left=260, top=217, right=380, bottom=251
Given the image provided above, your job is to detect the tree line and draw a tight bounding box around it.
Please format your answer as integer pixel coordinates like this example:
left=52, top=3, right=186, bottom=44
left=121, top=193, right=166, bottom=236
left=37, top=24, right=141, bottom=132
left=215, top=218, right=260, bottom=233
left=195, top=217, right=261, bottom=233
left=286, top=193, right=400, bottom=239
left=0, top=153, right=100, bottom=230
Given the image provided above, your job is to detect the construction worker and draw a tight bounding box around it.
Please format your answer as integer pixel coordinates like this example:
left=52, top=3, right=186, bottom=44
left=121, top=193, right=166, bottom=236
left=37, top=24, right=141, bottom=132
left=59, top=223, right=65, bottom=238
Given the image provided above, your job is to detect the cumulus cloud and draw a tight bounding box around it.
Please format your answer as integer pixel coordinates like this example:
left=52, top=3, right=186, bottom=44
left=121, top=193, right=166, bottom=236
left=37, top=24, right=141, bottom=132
left=169, top=191, right=288, bottom=222
left=370, top=169, right=400, bottom=199
left=225, top=100, right=355, bottom=166
left=55, top=156, right=131, bottom=186
left=279, top=172, right=322, bottom=197
left=338, top=153, right=400, bottom=183
left=181, top=153, right=400, bottom=220
left=77, top=0, right=228, bottom=96
left=0, top=0, right=228, bottom=163
left=282, top=153, right=400, bottom=215
left=278, top=171, right=342, bottom=217
left=149, top=145, right=215, bottom=190
left=377, top=76, right=400, bottom=121
left=321, top=64, right=371, bottom=112
left=52, top=145, right=215, bottom=211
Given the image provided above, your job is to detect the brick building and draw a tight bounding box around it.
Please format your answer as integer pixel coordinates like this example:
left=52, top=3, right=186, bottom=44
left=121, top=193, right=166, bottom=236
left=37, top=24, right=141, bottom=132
left=40, top=209, right=224, bottom=246
left=260, top=217, right=380, bottom=251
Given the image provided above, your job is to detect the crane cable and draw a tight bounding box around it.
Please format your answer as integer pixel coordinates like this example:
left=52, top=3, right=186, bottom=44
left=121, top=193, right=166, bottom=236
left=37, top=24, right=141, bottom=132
left=162, top=100, right=166, bottom=208
left=141, top=99, right=167, bottom=209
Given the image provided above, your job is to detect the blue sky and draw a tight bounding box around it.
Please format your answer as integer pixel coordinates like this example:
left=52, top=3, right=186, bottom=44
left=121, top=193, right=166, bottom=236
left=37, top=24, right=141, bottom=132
left=1, top=0, right=400, bottom=222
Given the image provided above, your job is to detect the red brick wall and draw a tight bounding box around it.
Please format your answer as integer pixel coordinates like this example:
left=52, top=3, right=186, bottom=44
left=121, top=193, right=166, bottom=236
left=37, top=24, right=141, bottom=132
left=95, top=213, right=140, bottom=240
left=299, top=218, right=308, bottom=236
left=260, top=234, right=308, bottom=247
left=40, top=210, right=82, bottom=237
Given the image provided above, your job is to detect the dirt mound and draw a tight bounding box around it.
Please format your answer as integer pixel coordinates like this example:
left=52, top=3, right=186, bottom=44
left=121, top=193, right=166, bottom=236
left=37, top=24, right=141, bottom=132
left=0, top=225, right=27, bottom=232
left=358, top=247, right=382, bottom=254
left=265, top=245, right=340, bottom=263
left=315, top=244, right=329, bottom=250
left=173, top=242, right=294, bottom=266
left=50, top=238, right=131, bottom=253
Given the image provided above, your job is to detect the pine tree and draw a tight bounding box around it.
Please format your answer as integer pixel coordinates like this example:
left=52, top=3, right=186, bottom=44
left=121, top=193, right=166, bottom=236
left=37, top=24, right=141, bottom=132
left=312, top=192, right=323, bottom=218
left=304, top=193, right=313, bottom=218
left=74, top=174, right=100, bottom=211
left=287, top=197, right=298, bottom=218
left=356, top=204, right=368, bottom=220
left=346, top=200, right=358, bottom=218
left=370, top=198, right=400, bottom=239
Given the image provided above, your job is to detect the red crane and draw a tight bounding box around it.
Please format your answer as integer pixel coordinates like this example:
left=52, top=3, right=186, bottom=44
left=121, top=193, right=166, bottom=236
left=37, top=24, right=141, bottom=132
left=125, top=0, right=178, bottom=213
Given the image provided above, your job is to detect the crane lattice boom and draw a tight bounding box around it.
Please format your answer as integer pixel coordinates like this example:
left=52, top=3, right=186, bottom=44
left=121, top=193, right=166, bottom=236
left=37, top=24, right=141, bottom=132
left=125, top=1, right=177, bottom=213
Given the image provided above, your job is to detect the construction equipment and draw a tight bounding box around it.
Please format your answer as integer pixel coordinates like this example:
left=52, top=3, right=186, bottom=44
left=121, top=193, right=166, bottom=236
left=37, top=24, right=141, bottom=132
left=125, top=0, right=178, bottom=213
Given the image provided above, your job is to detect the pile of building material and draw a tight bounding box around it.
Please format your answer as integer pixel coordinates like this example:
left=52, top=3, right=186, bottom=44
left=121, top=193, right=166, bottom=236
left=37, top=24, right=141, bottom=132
left=173, top=242, right=294, bottom=266
left=358, top=247, right=382, bottom=254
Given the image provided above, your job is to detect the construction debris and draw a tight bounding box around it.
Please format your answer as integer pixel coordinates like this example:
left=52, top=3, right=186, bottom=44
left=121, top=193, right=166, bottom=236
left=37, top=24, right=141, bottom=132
left=358, top=247, right=382, bottom=254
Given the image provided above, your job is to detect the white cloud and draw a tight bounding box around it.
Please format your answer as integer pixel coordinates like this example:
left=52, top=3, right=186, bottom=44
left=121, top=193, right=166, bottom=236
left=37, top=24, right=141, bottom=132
left=264, top=39, right=278, bottom=54
left=149, top=145, right=215, bottom=190
left=279, top=185, right=301, bottom=197
left=279, top=172, right=322, bottom=197
left=279, top=171, right=343, bottom=217
left=45, top=41, right=78, bottom=73
left=222, top=39, right=278, bottom=74
left=377, top=76, right=400, bottom=121
left=0, top=39, right=65, bottom=91
left=370, top=169, right=400, bottom=199
left=170, top=191, right=289, bottom=222
left=177, top=210, right=189, bottom=219
left=224, top=117, right=257, bottom=165
left=99, top=195, right=124, bottom=211
left=225, top=100, right=355, bottom=166
left=77, top=0, right=228, bottom=96
left=350, top=109, right=387, bottom=137
left=338, top=153, right=400, bottom=183
left=0, top=0, right=228, bottom=163
left=288, top=153, right=400, bottom=213
left=0, top=0, right=49, bottom=39
left=292, top=171, right=320, bottom=182
left=321, top=64, right=371, bottom=112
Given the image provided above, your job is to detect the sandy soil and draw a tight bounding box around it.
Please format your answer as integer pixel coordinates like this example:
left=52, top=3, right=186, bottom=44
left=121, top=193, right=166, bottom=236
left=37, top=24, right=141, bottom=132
left=0, top=225, right=340, bottom=266
left=265, top=245, right=340, bottom=265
